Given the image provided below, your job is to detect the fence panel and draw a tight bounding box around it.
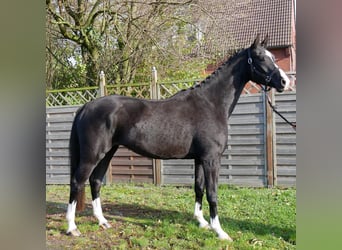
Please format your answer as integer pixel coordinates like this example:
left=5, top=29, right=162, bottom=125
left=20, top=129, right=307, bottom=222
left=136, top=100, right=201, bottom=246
left=109, top=146, right=154, bottom=183
left=158, top=80, right=200, bottom=99
left=46, top=106, right=79, bottom=184
left=275, top=92, right=296, bottom=186
left=162, top=94, right=267, bottom=186
left=106, top=83, right=151, bottom=99
left=46, top=87, right=98, bottom=106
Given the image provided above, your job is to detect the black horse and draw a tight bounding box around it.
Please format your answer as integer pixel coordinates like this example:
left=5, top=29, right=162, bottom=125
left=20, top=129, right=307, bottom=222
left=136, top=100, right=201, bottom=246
left=66, top=35, right=290, bottom=240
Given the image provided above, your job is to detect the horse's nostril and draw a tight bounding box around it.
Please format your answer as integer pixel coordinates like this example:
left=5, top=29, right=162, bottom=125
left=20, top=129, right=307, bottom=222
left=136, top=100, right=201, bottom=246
left=281, top=79, right=286, bottom=87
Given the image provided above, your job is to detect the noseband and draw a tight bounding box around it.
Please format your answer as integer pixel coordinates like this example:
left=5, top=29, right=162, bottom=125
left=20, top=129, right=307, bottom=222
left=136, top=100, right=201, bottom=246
left=247, top=48, right=278, bottom=92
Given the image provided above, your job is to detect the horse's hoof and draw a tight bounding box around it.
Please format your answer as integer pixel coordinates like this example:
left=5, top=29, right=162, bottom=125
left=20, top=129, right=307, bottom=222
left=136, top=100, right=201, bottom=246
left=218, top=233, right=233, bottom=242
left=67, top=228, right=81, bottom=237
left=199, top=222, right=210, bottom=229
left=100, top=222, right=112, bottom=229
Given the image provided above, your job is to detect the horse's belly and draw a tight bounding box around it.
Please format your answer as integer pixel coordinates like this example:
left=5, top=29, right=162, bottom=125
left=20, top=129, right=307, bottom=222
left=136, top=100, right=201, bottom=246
left=134, top=143, right=191, bottom=159
left=125, top=122, right=193, bottom=159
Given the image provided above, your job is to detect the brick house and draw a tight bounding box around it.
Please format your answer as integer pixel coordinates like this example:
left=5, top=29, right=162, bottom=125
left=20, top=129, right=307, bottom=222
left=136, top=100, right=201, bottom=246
left=194, top=0, right=296, bottom=92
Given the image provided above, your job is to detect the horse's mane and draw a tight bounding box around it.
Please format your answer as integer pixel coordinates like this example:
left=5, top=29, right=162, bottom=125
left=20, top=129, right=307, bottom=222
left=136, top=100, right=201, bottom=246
left=199, top=49, right=245, bottom=86
left=170, top=48, right=245, bottom=97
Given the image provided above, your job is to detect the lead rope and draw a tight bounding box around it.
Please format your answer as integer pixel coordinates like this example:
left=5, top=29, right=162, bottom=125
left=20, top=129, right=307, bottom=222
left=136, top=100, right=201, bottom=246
left=266, top=93, right=296, bottom=130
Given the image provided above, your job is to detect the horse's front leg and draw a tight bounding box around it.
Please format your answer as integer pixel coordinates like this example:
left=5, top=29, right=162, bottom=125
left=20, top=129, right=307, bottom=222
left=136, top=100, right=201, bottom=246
left=203, top=158, right=233, bottom=241
left=194, top=159, right=209, bottom=228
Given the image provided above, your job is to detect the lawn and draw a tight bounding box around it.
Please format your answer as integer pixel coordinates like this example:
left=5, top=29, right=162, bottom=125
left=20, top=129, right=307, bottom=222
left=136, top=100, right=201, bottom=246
left=46, top=184, right=296, bottom=249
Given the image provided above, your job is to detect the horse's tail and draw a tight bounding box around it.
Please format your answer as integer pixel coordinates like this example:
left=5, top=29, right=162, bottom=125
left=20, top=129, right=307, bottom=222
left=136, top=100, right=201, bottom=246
left=76, top=187, right=86, bottom=212
left=69, top=106, right=86, bottom=212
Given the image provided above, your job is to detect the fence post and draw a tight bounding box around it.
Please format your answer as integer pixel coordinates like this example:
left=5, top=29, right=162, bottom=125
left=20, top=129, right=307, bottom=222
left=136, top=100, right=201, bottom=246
left=265, top=89, right=276, bottom=187
left=99, top=71, right=107, bottom=97
left=151, top=66, right=159, bottom=100
left=151, top=66, right=162, bottom=185
left=271, top=90, right=278, bottom=186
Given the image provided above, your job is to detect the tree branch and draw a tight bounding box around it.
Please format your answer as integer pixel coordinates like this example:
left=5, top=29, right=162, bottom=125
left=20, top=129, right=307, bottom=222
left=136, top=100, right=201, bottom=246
left=47, top=2, right=81, bottom=43
left=123, top=0, right=194, bottom=6
left=46, top=46, right=71, bottom=69
left=84, top=0, right=104, bottom=27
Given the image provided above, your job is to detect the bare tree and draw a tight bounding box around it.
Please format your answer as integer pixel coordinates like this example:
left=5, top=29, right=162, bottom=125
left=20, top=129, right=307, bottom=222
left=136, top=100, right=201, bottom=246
left=46, top=0, right=198, bottom=87
left=47, top=0, right=114, bottom=86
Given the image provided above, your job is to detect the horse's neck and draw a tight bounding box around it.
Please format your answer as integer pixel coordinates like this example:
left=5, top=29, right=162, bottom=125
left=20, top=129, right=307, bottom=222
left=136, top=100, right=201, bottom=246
left=202, top=52, right=248, bottom=118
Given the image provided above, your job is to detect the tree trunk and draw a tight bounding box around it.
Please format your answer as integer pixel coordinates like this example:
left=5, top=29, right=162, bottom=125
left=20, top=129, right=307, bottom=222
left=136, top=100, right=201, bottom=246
left=82, top=46, right=100, bottom=86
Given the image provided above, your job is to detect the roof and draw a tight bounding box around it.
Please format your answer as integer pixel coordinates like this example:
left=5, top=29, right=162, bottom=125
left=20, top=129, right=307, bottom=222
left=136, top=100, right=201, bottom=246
left=195, top=0, right=294, bottom=55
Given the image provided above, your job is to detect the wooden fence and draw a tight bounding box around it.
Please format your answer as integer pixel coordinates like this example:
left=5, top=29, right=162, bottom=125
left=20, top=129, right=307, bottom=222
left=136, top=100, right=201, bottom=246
left=46, top=69, right=296, bottom=187
left=46, top=90, right=296, bottom=187
left=46, top=70, right=296, bottom=107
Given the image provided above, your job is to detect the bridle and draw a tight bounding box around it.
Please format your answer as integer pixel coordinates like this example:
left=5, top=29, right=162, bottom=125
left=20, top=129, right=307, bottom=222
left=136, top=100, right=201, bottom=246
left=247, top=48, right=296, bottom=130
left=247, top=48, right=278, bottom=92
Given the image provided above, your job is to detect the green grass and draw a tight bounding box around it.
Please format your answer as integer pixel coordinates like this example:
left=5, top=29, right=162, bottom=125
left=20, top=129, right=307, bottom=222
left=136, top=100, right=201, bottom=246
left=46, top=184, right=296, bottom=249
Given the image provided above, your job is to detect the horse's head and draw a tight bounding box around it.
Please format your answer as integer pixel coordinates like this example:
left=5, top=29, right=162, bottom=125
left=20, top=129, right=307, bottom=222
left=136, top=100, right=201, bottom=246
left=247, top=34, right=290, bottom=92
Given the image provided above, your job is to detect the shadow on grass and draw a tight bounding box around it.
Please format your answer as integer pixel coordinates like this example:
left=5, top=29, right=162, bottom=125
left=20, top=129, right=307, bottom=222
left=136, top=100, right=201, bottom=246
left=46, top=200, right=295, bottom=243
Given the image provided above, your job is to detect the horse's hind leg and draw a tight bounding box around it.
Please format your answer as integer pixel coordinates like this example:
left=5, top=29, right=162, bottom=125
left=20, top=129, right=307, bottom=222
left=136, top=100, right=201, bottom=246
left=66, top=160, right=96, bottom=236
left=89, top=146, right=118, bottom=229
left=194, top=159, right=209, bottom=228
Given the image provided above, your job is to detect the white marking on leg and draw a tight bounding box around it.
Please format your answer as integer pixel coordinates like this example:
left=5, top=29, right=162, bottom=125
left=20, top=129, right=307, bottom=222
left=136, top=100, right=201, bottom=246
left=210, top=215, right=233, bottom=241
left=279, top=68, right=290, bottom=90
left=66, top=201, right=77, bottom=233
left=92, top=197, right=109, bottom=226
left=194, top=202, right=209, bottom=228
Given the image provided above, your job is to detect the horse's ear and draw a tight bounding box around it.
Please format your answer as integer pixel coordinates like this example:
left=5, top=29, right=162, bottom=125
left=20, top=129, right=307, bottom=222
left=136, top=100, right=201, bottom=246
left=252, top=34, right=261, bottom=48
left=261, top=34, right=269, bottom=48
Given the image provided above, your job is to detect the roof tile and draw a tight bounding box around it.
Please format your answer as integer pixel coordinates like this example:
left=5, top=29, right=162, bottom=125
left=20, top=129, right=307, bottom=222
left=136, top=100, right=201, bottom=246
left=196, top=0, right=294, bottom=55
